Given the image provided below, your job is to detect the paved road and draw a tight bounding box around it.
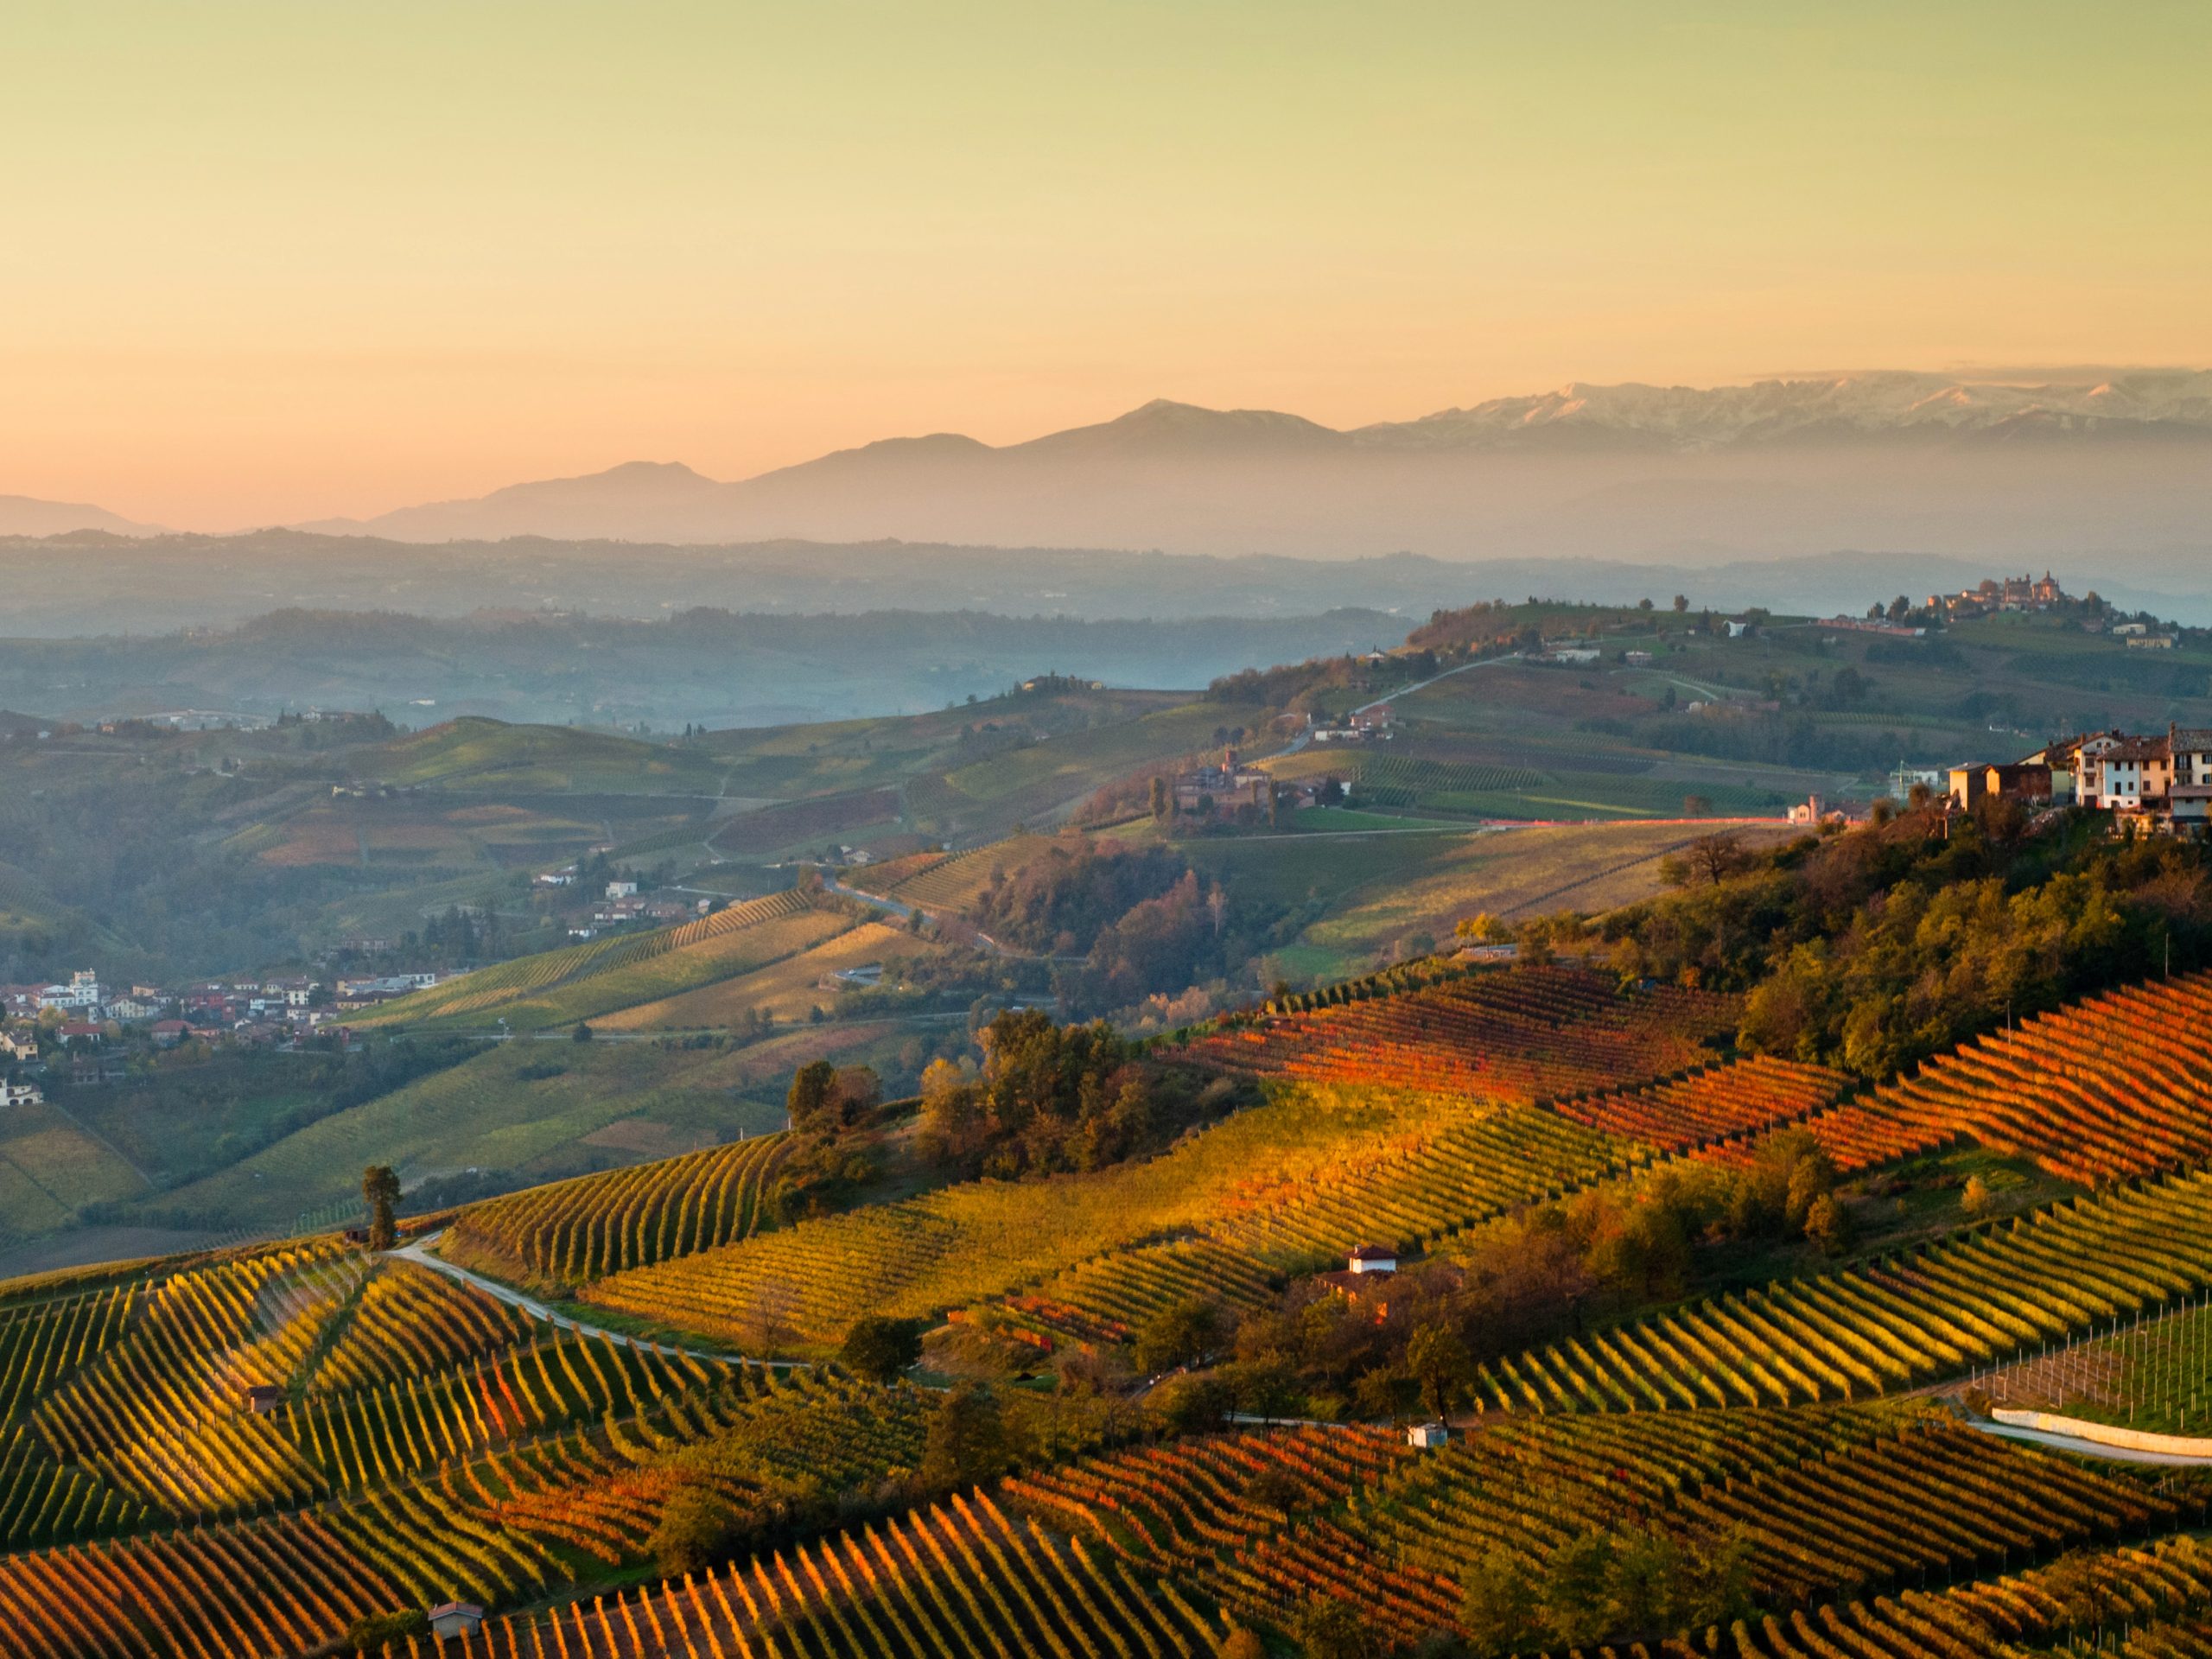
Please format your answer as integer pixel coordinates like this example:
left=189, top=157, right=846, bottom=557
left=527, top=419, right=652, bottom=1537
left=1351, top=651, right=1519, bottom=715
left=390, top=1230, right=810, bottom=1370
left=821, top=873, right=1032, bottom=957
left=1968, top=1418, right=2212, bottom=1466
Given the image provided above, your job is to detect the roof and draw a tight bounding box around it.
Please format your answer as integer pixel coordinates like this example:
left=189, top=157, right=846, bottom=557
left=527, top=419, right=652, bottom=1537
left=429, top=1602, right=485, bottom=1618
left=2100, top=736, right=2171, bottom=762
left=1346, top=1243, right=1397, bottom=1262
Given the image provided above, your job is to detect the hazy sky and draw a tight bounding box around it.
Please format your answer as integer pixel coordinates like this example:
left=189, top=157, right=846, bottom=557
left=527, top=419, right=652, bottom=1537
left=6, top=2, right=2208, bottom=528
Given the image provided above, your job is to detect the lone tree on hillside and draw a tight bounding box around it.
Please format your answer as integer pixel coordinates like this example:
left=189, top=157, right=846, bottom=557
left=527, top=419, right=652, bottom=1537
left=362, top=1164, right=401, bottom=1251
left=841, top=1315, right=924, bottom=1383
left=1406, top=1320, right=1473, bottom=1420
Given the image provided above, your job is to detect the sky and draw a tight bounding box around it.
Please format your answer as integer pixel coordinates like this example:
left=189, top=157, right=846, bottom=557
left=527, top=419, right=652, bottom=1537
left=4, top=1, right=2209, bottom=530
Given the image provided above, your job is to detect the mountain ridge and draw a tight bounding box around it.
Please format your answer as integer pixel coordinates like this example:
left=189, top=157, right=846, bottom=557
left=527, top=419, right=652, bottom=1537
left=13, top=368, right=2212, bottom=551
left=278, top=367, right=2212, bottom=549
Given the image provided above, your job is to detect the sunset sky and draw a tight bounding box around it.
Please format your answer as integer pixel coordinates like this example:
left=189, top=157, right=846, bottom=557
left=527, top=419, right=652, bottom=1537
left=6, top=1, right=2208, bottom=529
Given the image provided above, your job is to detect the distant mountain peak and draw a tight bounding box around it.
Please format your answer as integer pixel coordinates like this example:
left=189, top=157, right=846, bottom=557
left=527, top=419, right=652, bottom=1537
left=0, top=493, right=164, bottom=539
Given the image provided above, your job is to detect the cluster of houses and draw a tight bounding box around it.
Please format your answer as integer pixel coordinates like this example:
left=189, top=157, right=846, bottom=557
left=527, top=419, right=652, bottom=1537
left=1927, top=572, right=2068, bottom=619
left=1919, top=723, right=2212, bottom=836
left=2046, top=727, right=2212, bottom=833
left=1307, top=705, right=1395, bottom=744
left=0, top=965, right=463, bottom=1102
left=564, top=879, right=708, bottom=939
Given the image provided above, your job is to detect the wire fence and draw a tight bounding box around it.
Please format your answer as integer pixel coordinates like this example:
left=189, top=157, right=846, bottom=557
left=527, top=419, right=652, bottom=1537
left=1967, top=1292, right=2212, bottom=1434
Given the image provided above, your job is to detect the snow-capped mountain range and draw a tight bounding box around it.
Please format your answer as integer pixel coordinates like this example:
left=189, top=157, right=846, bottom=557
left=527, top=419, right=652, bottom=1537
left=6, top=369, right=2209, bottom=558
left=1359, top=369, right=2212, bottom=449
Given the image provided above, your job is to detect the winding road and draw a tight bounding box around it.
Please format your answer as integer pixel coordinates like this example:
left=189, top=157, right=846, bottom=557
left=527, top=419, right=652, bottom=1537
left=390, top=1230, right=810, bottom=1370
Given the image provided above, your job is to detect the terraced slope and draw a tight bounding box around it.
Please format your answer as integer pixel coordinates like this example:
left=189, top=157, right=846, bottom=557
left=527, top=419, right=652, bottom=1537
left=361, top=888, right=834, bottom=1028
left=443, top=1132, right=798, bottom=1287
left=1184, top=964, right=1740, bottom=1104
left=589, top=1084, right=1653, bottom=1351
left=1468, top=1166, right=2212, bottom=1411
left=1703, top=971, right=2212, bottom=1183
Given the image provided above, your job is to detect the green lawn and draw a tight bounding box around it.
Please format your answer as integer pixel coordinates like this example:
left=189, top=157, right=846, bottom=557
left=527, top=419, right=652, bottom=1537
left=141, top=1039, right=792, bottom=1231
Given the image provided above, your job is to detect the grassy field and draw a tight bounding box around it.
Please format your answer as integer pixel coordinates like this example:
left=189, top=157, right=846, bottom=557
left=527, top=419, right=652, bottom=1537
left=597, top=919, right=942, bottom=1028
left=709, top=788, right=903, bottom=856
left=438, top=907, right=856, bottom=1032
left=361, top=890, right=842, bottom=1030
left=694, top=688, right=1191, bottom=804
left=1179, top=817, right=1797, bottom=981
left=366, top=718, right=731, bottom=795
left=0, top=1101, right=145, bottom=1239
left=870, top=832, right=1065, bottom=911
left=143, top=1038, right=802, bottom=1231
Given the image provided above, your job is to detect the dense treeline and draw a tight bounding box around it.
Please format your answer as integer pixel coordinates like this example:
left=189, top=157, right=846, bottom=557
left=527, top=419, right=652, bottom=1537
left=1207, top=648, right=1438, bottom=713
left=1596, top=806, right=2212, bottom=1076
left=917, top=1008, right=1240, bottom=1179
left=971, top=844, right=1188, bottom=954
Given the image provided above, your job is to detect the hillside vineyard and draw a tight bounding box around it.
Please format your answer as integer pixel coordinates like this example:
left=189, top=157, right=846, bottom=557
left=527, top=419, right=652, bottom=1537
left=13, top=962, right=2212, bottom=1652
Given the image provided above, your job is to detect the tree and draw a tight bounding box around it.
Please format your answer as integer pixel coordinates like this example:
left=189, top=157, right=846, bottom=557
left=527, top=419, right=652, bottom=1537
left=921, top=1382, right=1007, bottom=1488
left=1543, top=1533, right=1618, bottom=1647
left=1135, top=1294, right=1222, bottom=1375
left=1961, top=1173, right=1992, bottom=1216
left=362, top=1164, right=400, bottom=1252
left=571, top=1020, right=594, bottom=1042
left=1802, top=1192, right=1853, bottom=1256
left=1672, top=594, right=1689, bottom=613
left=917, top=1057, right=980, bottom=1164
left=1459, top=1549, right=1541, bottom=1656
left=1148, top=1374, right=1234, bottom=1436
left=1219, top=1355, right=1298, bottom=1421
left=1150, top=775, right=1169, bottom=821
left=649, top=1481, right=737, bottom=1577
left=1292, top=1596, right=1379, bottom=1659
left=1681, top=794, right=1713, bottom=818
left=1219, top=1630, right=1268, bottom=1659
left=1405, top=1321, right=1472, bottom=1419
left=787, top=1058, right=839, bottom=1130
left=841, top=1315, right=922, bottom=1383
left=1687, top=831, right=1748, bottom=884
left=1515, top=918, right=1556, bottom=968
left=1637, top=597, right=1655, bottom=612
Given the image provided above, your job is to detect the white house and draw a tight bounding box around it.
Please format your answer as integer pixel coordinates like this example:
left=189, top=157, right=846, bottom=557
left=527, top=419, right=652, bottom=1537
left=606, top=880, right=639, bottom=899
left=429, top=1602, right=485, bottom=1640
left=1346, top=1243, right=1397, bottom=1275
left=1408, top=1421, right=1451, bottom=1450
